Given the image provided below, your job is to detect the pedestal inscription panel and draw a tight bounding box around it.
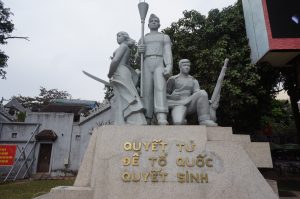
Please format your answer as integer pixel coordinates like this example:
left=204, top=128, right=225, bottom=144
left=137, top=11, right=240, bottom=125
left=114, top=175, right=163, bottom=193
left=41, top=126, right=278, bottom=199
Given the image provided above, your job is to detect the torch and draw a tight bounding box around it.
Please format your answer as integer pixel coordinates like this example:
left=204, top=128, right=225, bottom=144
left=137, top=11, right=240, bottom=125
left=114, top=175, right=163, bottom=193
left=138, top=0, right=149, bottom=97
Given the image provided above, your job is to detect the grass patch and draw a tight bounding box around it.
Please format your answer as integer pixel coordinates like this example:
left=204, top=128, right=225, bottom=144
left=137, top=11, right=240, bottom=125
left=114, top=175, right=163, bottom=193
left=0, top=179, right=74, bottom=199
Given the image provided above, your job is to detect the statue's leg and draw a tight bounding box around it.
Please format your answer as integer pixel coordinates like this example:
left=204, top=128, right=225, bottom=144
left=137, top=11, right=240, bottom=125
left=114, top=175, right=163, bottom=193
left=187, top=91, right=217, bottom=126
left=153, top=65, right=168, bottom=114
left=171, top=105, right=187, bottom=125
left=142, top=58, right=154, bottom=119
left=126, top=112, right=147, bottom=125
left=153, top=63, right=168, bottom=125
left=187, top=91, right=209, bottom=118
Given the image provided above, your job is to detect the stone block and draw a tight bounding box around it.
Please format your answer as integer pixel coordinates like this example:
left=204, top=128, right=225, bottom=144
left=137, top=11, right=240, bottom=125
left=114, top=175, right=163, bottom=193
left=74, top=131, right=97, bottom=187
left=231, top=134, right=251, bottom=143
left=39, top=126, right=277, bottom=199
left=207, top=127, right=232, bottom=141
left=36, top=187, right=93, bottom=199
left=266, top=179, right=279, bottom=196
left=243, top=142, right=273, bottom=168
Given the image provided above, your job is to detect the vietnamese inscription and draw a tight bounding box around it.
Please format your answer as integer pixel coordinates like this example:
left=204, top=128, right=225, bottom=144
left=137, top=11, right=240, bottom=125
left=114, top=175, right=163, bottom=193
left=121, top=139, right=215, bottom=183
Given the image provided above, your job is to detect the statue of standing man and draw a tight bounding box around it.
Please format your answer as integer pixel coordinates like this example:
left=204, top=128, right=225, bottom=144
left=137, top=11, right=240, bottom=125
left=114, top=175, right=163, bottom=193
left=138, top=14, right=173, bottom=125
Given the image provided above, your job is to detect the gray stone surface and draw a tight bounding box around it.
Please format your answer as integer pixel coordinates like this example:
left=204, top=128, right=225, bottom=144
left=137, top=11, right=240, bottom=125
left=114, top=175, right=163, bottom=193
left=205, top=141, right=277, bottom=198
left=207, top=127, right=232, bottom=141
left=39, top=126, right=278, bottom=199
left=244, top=142, right=273, bottom=168
left=266, top=179, right=279, bottom=196
left=74, top=131, right=97, bottom=187
left=48, top=186, right=93, bottom=199
left=231, top=134, right=251, bottom=143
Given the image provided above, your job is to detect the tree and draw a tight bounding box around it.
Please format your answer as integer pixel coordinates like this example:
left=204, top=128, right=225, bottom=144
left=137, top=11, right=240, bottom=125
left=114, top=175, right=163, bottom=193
left=14, top=86, right=72, bottom=110
left=280, top=63, right=300, bottom=143
left=38, top=87, right=71, bottom=103
left=0, top=1, right=28, bottom=79
left=163, top=0, right=281, bottom=133
left=0, top=1, right=14, bottom=79
left=260, top=99, right=294, bottom=132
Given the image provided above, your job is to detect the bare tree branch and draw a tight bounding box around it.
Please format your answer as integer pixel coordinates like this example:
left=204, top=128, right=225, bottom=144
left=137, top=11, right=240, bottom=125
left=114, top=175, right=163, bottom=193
left=4, top=36, right=29, bottom=41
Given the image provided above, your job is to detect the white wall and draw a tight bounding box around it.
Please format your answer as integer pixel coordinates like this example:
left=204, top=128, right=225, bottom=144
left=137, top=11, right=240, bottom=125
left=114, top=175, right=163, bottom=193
left=26, top=112, right=74, bottom=175
left=0, top=106, right=113, bottom=178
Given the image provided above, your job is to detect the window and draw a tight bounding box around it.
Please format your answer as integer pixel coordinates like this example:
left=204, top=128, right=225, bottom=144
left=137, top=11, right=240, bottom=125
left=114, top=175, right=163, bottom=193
left=12, top=133, right=17, bottom=138
left=267, top=0, right=300, bottom=38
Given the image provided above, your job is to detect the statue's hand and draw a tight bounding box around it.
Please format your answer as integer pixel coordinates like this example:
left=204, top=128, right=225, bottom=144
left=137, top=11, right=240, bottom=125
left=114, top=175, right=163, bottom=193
left=135, top=69, right=141, bottom=75
left=163, top=66, right=172, bottom=78
left=169, top=94, right=181, bottom=101
left=107, top=73, right=113, bottom=79
left=138, top=44, right=146, bottom=54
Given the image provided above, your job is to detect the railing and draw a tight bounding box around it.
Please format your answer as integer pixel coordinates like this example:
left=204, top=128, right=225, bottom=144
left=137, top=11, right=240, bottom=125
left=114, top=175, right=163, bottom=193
left=3, top=124, right=40, bottom=182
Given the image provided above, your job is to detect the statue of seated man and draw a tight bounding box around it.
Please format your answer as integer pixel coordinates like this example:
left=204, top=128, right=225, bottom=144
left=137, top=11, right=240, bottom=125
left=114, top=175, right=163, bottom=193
left=166, top=59, right=217, bottom=126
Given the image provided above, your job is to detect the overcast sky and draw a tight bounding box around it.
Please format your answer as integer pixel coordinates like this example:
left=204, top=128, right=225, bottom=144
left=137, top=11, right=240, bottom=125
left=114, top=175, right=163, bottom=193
left=1, top=0, right=237, bottom=102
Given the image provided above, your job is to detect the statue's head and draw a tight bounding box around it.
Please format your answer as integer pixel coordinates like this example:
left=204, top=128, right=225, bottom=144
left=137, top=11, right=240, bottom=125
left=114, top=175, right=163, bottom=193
left=179, top=59, right=191, bottom=75
left=117, top=31, right=135, bottom=48
left=148, top=14, right=160, bottom=30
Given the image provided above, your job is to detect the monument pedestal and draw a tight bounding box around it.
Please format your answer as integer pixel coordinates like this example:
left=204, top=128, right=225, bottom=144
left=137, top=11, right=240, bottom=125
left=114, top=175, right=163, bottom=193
left=37, top=126, right=278, bottom=199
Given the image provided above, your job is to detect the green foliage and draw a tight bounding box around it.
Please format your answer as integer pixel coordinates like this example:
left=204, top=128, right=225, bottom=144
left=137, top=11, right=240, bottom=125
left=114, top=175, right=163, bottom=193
left=0, top=0, right=14, bottom=79
left=14, top=86, right=72, bottom=110
left=163, top=0, right=281, bottom=132
left=260, top=99, right=295, bottom=134
left=16, top=111, right=26, bottom=122
left=280, top=64, right=300, bottom=142
left=104, top=85, right=113, bottom=100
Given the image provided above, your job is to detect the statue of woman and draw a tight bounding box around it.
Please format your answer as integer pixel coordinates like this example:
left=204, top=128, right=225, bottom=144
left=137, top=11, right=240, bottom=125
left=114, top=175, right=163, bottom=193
left=108, top=31, right=147, bottom=125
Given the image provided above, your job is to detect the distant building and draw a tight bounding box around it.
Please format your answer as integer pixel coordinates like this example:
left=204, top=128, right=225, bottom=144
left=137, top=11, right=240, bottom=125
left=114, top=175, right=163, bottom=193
left=0, top=99, right=112, bottom=180
left=0, top=104, right=15, bottom=122
left=3, top=98, right=27, bottom=120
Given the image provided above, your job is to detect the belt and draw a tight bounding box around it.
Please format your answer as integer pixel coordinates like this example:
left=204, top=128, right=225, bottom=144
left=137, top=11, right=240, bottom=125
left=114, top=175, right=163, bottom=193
left=145, top=55, right=163, bottom=58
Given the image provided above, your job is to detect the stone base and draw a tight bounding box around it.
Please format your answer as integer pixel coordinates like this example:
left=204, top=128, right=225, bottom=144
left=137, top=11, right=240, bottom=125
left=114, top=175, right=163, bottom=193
left=37, top=126, right=278, bottom=199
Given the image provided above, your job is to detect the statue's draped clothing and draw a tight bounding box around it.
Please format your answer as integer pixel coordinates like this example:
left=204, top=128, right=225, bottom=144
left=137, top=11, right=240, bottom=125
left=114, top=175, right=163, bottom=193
left=111, top=44, right=146, bottom=125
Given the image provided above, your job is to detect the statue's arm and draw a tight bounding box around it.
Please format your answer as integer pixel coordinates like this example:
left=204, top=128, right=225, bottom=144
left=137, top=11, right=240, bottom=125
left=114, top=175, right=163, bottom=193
left=108, top=44, right=126, bottom=78
left=163, top=35, right=173, bottom=75
left=193, top=79, right=201, bottom=93
left=166, top=77, right=175, bottom=95
left=166, top=77, right=181, bottom=100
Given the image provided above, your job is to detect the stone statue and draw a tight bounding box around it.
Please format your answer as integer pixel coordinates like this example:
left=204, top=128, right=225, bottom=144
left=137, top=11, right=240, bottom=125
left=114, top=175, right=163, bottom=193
left=166, top=59, right=218, bottom=126
left=108, top=31, right=147, bottom=125
left=137, top=14, right=173, bottom=125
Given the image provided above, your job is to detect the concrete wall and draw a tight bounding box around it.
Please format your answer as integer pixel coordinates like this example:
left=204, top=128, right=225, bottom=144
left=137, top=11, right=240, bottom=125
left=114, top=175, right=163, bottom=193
left=69, top=106, right=112, bottom=171
left=26, top=112, right=74, bottom=175
left=242, top=0, right=269, bottom=64
left=0, top=106, right=112, bottom=178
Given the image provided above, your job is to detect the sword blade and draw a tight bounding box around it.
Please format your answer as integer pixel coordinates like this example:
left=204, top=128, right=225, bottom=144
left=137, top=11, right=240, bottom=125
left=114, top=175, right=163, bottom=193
left=82, top=70, right=111, bottom=86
